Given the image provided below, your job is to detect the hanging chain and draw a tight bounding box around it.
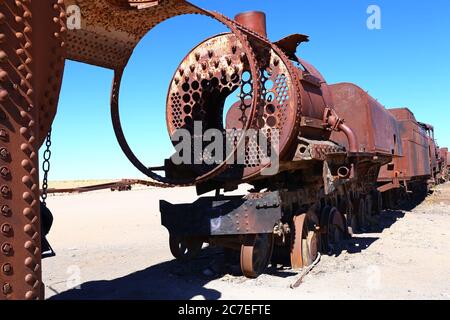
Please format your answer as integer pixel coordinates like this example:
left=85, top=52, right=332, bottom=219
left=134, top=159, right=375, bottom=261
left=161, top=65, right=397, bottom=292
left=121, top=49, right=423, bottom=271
left=41, top=128, right=52, bottom=206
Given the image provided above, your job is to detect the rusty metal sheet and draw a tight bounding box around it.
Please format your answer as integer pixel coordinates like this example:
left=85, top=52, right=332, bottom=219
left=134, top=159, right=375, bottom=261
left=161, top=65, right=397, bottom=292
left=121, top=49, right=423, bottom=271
left=160, top=192, right=282, bottom=236
left=64, top=0, right=203, bottom=70
left=273, top=33, right=309, bottom=60
left=380, top=108, right=431, bottom=181
left=1, top=0, right=66, bottom=300
left=329, top=83, right=402, bottom=157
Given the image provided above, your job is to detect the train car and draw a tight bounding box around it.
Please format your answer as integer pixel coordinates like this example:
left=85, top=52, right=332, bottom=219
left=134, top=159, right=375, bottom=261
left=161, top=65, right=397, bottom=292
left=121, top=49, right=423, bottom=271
left=329, top=83, right=401, bottom=231
left=439, top=147, right=449, bottom=182
left=448, top=151, right=450, bottom=174
left=418, top=122, right=440, bottom=184
left=378, top=108, right=432, bottom=207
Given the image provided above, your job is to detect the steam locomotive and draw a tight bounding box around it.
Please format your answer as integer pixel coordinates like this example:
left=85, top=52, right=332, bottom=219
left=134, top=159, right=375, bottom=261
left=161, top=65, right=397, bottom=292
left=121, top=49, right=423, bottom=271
left=157, top=11, right=448, bottom=278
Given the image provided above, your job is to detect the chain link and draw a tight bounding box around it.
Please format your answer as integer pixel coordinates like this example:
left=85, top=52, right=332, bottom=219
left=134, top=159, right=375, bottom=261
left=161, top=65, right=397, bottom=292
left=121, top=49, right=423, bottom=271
left=41, top=128, right=52, bottom=206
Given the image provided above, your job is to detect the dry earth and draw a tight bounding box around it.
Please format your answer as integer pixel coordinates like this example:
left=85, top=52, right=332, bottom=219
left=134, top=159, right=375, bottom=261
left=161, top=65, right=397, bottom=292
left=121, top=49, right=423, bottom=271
left=42, top=183, right=450, bottom=300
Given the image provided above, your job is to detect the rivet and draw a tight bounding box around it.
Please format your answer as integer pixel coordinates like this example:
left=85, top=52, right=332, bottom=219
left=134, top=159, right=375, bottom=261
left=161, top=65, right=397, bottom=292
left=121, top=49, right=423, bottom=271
left=0, top=51, right=7, bottom=62
left=24, top=224, right=34, bottom=235
left=22, top=192, right=33, bottom=204
left=24, top=240, right=34, bottom=251
left=25, top=274, right=36, bottom=285
left=0, top=70, right=7, bottom=81
left=0, top=89, right=8, bottom=102
left=24, top=257, right=35, bottom=268
left=23, top=207, right=34, bottom=219
left=21, top=159, right=33, bottom=172
left=25, top=290, right=36, bottom=300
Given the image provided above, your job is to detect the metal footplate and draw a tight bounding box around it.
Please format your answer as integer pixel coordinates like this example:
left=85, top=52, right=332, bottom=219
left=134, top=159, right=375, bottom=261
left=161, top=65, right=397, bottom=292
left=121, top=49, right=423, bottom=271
left=160, top=191, right=282, bottom=237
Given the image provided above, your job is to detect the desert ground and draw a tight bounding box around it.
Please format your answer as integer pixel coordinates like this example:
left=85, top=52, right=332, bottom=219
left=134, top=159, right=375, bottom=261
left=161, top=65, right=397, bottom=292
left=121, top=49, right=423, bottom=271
left=42, top=182, right=450, bottom=300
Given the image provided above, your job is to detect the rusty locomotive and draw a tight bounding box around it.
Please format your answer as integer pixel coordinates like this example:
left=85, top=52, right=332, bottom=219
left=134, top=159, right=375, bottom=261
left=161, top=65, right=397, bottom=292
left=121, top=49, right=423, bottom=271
left=157, top=12, right=449, bottom=277
left=0, top=0, right=448, bottom=300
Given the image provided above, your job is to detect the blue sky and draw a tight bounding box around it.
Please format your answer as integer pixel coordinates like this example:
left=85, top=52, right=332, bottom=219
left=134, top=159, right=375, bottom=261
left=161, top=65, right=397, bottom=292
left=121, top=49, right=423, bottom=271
left=43, top=0, right=450, bottom=180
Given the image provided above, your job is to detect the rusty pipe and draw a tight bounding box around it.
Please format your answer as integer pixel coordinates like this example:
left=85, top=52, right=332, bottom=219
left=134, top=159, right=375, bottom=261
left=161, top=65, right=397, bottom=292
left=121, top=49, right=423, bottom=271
left=324, top=108, right=359, bottom=153
left=337, top=166, right=350, bottom=179
left=235, top=11, right=267, bottom=38
left=338, top=122, right=358, bottom=153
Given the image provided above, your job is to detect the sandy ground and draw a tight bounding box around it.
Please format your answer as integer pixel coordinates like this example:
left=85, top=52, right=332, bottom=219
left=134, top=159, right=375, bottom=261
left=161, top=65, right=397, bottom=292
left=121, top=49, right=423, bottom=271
left=42, top=183, right=450, bottom=300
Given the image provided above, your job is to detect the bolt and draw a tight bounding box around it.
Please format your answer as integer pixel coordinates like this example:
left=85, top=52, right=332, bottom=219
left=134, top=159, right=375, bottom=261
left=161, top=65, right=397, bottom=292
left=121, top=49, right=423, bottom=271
left=3, top=283, right=12, bottom=295
left=2, top=263, right=12, bottom=274
left=1, top=243, right=12, bottom=255
left=1, top=185, right=10, bottom=196
left=0, top=129, right=7, bottom=140
left=0, top=148, right=9, bottom=159
left=1, top=223, right=11, bottom=234
left=1, top=205, right=10, bottom=216
left=0, top=166, right=10, bottom=178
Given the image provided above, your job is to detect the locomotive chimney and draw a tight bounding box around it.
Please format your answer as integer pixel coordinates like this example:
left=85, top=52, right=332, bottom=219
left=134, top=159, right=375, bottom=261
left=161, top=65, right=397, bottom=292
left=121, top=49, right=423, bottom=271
left=234, top=11, right=267, bottom=38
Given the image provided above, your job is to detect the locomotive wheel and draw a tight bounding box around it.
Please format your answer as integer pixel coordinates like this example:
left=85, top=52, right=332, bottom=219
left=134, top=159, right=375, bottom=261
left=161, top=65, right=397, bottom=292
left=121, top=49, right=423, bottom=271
left=169, top=235, right=203, bottom=261
left=321, top=207, right=346, bottom=255
left=290, top=214, right=319, bottom=269
left=240, top=233, right=274, bottom=278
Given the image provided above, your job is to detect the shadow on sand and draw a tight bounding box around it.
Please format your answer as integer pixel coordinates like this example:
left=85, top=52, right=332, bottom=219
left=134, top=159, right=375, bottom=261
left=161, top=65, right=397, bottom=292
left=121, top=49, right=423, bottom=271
left=50, top=197, right=426, bottom=300
left=51, top=247, right=225, bottom=300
